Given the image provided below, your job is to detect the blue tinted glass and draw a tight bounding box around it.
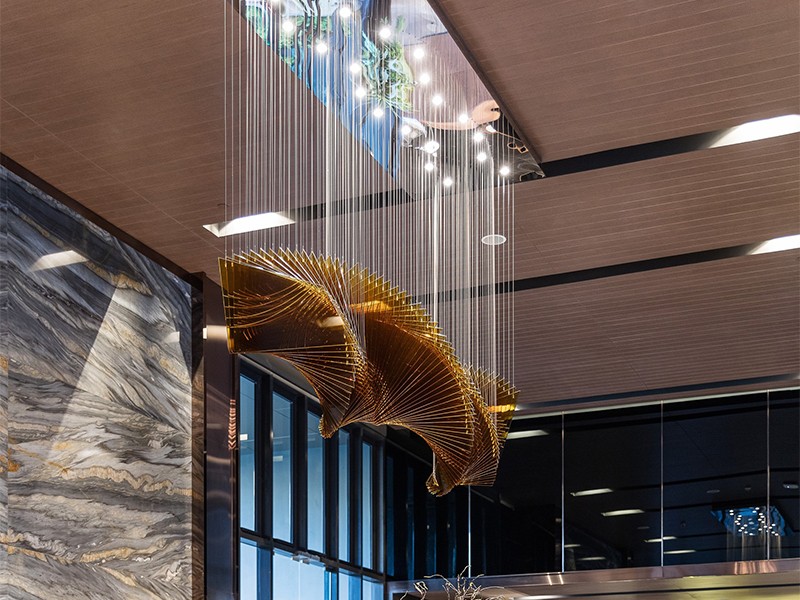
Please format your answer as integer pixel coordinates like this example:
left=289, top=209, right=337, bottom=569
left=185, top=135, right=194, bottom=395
left=240, top=539, right=259, bottom=600
left=362, top=578, right=383, bottom=600
left=338, top=430, right=350, bottom=560
left=240, top=376, right=256, bottom=531
left=273, top=392, right=293, bottom=541
left=339, top=570, right=361, bottom=600
left=308, top=412, right=325, bottom=553
left=362, top=442, right=373, bottom=569
left=272, top=551, right=325, bottom=600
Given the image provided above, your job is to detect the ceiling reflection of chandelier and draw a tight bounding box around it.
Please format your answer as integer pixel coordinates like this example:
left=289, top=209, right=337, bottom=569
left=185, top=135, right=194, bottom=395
left=214, top=0, right=529, bottom=494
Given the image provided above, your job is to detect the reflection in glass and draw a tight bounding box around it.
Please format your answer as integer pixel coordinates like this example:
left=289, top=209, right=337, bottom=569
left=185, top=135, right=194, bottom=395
left=273, top=551, right=325, bottom=600
left=308, top=412, right=325, bottom=553
left=362, top=577, right=383, bottom=600
left=240, top=375, right=257, bottom=531
left=273, top=392, right=293, bottom=542
left=339, top=569, right=361, bottom=600
left=339, top=430, right=350, bottom=561
left=362, top=442, right=374, bottom=569
left=240, top=539, right=259, bottom=600
left=769, top=389, right=800, bottom=559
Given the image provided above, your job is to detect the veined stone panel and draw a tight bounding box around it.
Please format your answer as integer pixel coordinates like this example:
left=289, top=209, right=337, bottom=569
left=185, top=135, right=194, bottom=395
left=0, top=166, right=197, bottom=599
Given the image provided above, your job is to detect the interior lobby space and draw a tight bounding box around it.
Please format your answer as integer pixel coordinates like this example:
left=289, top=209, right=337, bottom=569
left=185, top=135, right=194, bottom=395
left=0, top=1, right=798, bottom=599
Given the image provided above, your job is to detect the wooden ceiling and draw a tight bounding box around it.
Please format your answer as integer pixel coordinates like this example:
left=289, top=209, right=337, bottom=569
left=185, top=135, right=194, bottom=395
left=1, top=0, right=798, bottom=410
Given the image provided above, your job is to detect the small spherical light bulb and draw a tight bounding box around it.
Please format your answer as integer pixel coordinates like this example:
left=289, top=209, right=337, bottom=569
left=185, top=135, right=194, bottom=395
left=424, top=162, right=436, bottom=172
left=431, top=94, right=444, bottom=107
left=282, top=19, right=296, bottom=33
left=419, top=72, right=431, bottom=85
left=372, top=106, right=385, bottom=118
left=499, top=165, right=511, bottom=176
left=476, top=151, right=487, bottom=162
left=458, top=113, right=469, bottom=124
left=400, top=124, right=412, bottom=136
left=355, top=86, right=367, bottom=99
left=338, top=5, right=353, bottom=18
left=378, top=26, right=392, bottom=40
left=349, top=62, right=361, bottom=74
left=315, top=40, right=329, bottom=54
left=413, top=46, right=425, bottom=60
left=473, top=131, right=485, bottom=143
left=442, top=176, right=454, bottom=187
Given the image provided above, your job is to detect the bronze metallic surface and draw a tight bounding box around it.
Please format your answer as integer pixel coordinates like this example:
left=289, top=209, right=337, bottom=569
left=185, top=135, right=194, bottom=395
left=219, top=248, right=516, bottom=495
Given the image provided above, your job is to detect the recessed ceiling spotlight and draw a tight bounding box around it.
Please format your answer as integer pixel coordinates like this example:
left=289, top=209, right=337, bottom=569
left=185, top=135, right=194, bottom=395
left=372, top=106, right=385, bottom=118
left=476, top=151, right=487, bottom=162
left=204, top=212, right=295, bottom=237
left=349, top=62, right=362, bottom=74
left=424, top=162, right=436, bottom=172
left=458, top=112, right=469, bottom=124
left=498, top=165, right=511, bottom=176
left=431, top=94, right=444, bottom=107
left=710, top=114, right=800, bottom=148
left=281, top=19, right=296, bottom=34
left=315, top=40, right=329, bottom=54
left=355, top=86, right=367, bottom=99
left=570, top=488, right=613, bottom=497
left=473, top=131, right=485, bottom=143
left=442, top=176, right=454, bottom=188
left=749, top=233, right=800, bottom=255
left=338, top=4, right=353, bottom=18
left=422, top=139, right=440, bottom=154
left=400, top=124, right=412, bottom=136
left=413, top=46, right=425, bottom=60
left=601, top=509, right=644, bottom=517
left=378, top=26, right=392, bottom=40
left=419, top=72, right=431, bottom=85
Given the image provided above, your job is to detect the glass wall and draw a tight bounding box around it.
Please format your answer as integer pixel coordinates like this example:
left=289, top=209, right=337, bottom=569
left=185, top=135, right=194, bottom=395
left=238, top=363, right=385, bottom=599
left=385, top=388, right=800, bottom=580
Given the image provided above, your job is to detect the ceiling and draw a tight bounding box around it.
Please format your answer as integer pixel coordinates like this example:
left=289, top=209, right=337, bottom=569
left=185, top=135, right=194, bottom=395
left=1, top=0, right=798, bottom=411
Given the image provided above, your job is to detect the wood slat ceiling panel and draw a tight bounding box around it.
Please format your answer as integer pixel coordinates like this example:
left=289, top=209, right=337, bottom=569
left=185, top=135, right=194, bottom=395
left=512, top=251, right=800, bottom=407
left=434, top=0, right=800, bottom=160
left=512, top=134, right=800, bottom=277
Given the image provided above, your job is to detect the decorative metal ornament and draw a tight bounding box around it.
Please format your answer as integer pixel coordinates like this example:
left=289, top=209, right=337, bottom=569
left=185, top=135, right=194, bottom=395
left=219, top=248, right=516, bottom=495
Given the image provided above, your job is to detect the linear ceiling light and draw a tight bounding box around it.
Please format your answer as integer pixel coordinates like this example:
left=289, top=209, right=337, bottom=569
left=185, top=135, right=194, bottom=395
left=570, top=488, right=613, bottom=497
left=749, top=233, right=800, bottom=255
left=30, top=250, right=87, bottom=271
left=709, top=114, right=800, bottom=148
left=601, top=509, right=644, bottom=517
left=204, top=212, right=295, bottom=237
left=644, top=536, right=676, bottom=543
left=506, top=429, right=548, bottom=440
left=664, top=549, right=696, bottom=555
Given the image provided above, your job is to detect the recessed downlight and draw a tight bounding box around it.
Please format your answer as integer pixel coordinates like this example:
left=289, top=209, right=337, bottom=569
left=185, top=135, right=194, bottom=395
left=418, top=72, right=431, bottom=85
left=424, top=162, right=436, bottom=173
left=498, top=165, right=511, bottom=176
left=442, top=176, right=454, bottom=188
left=372, top=106, right=385, bottom=118
left=355, top=86, right=367, bottom=99
left=601, top=509, right=644, bottom=517
left=281, top=19, right=296, bottom=33
left=481, top=234, right=507, bottom=247
left=400, top=124, right=412, bottom=136
left=378, top=26, right=392, bottom=40
left=422, top=139, right=440, bottom=154
left=431, top=94, right=444, bottom=107
left=412, top=46, right=425, bottom=60
left=571, top=488, right=613, bottom=497
left=476, top=151, right=488, bottom=162
left=338, top=5, right=353, bottom=18
left=349, top=62, right=362, bottom=74
left=473, top=131, right=485, bottom=143
left=458, top=112, right=469, bottom=124
left=315, top=40, right=329, bottom=54
left=204, top=212, right=295, bottom=237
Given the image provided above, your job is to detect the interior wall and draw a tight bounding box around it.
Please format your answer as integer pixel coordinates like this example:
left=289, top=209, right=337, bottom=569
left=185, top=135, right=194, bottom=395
left=0, top=166, right=200, bottom=599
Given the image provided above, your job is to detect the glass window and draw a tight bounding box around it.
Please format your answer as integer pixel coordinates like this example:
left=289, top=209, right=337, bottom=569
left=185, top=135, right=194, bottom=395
left=240, top=375, right=257, bottom=531
left=362, top=578, right=382, bottom=600
left=308, top=411, right=325, bottom=553
left=362, top=442, right=373, bottom=569
left=338, top=430, right=350, bottom=561
left=273, top=391, right=293, bottom=542
left=339, top=570, right=361, bottom=600
left=240, top=539, right=259, bottom=600
left=273, top=551, right=325, bottom=600
left=769, top=389, right=800, bottom=560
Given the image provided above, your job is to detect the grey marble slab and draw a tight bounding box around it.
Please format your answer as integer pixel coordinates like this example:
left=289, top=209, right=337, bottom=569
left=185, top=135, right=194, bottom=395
left=1, top=167, right=197, bottom=599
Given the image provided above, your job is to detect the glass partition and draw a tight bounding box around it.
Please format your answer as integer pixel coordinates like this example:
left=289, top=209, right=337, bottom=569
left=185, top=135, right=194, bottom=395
left=307, top=411, right=325, bottom=553
left=240, top=375, right=257, bottom=532
left=272, top=391, right=293, bottom=542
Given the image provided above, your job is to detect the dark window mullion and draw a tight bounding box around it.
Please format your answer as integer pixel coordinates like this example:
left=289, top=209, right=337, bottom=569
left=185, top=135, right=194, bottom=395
left=260, top=372, right=273, bottom=539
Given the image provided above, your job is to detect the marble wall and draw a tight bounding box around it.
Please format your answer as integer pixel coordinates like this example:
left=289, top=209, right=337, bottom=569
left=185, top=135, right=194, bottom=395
left=0, top=166, right=200, bottom=599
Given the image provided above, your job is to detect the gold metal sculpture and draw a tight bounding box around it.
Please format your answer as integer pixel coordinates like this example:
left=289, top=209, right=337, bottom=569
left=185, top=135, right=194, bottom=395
left=219, top=248, right=516, bottom=495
